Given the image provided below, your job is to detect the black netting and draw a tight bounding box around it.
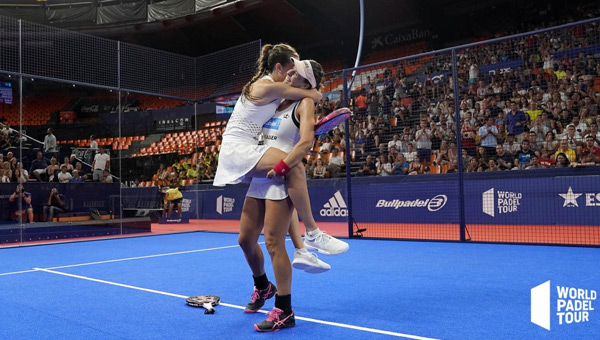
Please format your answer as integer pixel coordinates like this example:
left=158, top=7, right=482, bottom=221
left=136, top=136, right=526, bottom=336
left=120, top=42, right=195, bottom=99
left=0, top=15, right=20, bottom=74
left=195, top=40, right=261, bottom=99
left=340, top=19, right=600, bottom=246
left=21, top=20, right=118, bottom=88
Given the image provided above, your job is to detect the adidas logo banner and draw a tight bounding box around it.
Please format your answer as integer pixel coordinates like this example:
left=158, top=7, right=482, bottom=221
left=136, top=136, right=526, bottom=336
left=308, top=187, right=348, bottom=222
left=320, top=191, right=348, bottom=217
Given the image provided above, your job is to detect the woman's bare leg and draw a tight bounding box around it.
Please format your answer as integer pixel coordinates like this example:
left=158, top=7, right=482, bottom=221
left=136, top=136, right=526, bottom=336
left=249, top=147, right=349, bottom=256
left=288, top=209, right=303, bottom=249
left=264, top=198, right=294, bottom=296
left=239, top=197, right=266, bottom=277
left=248, top=147, right=318, bottom=232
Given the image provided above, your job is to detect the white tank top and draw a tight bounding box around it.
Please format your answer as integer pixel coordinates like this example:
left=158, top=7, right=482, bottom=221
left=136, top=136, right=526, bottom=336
left=222, top=75, right=283, bottom=143
left=261, top=101, right=301, bottom=153
left=246, top=101, right=301, bottom=201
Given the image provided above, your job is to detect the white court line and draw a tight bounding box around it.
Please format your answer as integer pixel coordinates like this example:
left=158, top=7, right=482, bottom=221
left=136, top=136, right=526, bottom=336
left=0, top=242, right=253, bottom=276
left=34, top=267, right=442, bottom=340
left=0, top=269, right=38, bottom=276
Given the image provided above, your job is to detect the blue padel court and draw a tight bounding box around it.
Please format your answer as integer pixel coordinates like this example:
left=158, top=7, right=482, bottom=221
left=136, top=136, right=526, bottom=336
left=0, top=232, right=598, bottom=340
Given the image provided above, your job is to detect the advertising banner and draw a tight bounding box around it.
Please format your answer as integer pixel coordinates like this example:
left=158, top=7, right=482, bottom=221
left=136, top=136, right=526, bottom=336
left=350, top=181, right=459, bottom=224
left=465, top=176, right=600, bottom=226
left=109, top=173, right=600, bottom=227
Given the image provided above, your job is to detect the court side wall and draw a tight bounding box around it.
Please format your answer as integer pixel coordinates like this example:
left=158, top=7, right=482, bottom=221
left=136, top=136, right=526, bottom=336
left=120, top=167, right=600, bottom=227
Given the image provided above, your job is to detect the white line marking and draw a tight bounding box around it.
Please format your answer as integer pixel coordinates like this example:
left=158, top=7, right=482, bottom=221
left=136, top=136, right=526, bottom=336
left=34, top=268, right=442, bottom=340
left=0, top=243, right=246, bottom=276
left=0, top=239, right=290, bottom=276
left=34, top=267, right=188, bottom=298
left=0, top=269, right=38, bottom=276
left=46, top=244, right=244, bottom=270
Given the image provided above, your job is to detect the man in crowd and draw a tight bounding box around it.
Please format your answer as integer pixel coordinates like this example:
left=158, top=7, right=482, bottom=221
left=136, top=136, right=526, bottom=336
left=357, top=154, right=376, bottom=176
left=504, top=101, right=529, bottom=142
left=30, top=151, right=50, bottom=182
left=92, top=146, right=110, bottom=182
left=328, top=148, right=345, bottom=177
left=57, top=165, right=72, bottom=183
left=513, top=139, right=537, bottom=170
left=478, top=117, right=499, bottom=156
left=69, top=169, right=84, bottom=183
left=44, top=128, right=58, bottom=160
left=43, top=188, right=66, bottom=222
left=9, top=185, right=34, bottom=223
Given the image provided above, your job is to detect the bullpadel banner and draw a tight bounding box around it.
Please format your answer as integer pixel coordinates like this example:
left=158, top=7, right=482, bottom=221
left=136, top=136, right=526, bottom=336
left=119, top=174, right=599, bottom=226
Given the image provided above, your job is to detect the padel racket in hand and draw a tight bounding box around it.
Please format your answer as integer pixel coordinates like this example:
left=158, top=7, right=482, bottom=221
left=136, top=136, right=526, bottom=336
left=314, top=107, right=351, bottom=135
left=186, top=295, right=220, bottom=314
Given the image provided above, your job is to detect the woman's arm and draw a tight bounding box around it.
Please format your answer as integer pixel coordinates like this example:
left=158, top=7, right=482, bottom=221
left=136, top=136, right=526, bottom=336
left=251, top=80, right=322, bottom=104
left=280, top=98, right=317, bottom=169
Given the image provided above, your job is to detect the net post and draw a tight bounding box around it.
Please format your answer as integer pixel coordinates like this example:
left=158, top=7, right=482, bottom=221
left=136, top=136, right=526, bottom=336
left=342, top=69, right=355, bottom=238
left=451, top=48, right=467, bottom=242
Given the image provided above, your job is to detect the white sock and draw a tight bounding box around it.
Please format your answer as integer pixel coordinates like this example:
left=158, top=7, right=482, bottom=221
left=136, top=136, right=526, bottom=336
left=296, top=247, right=308, bottom=254
left=306, top=228, right=322, bottom=239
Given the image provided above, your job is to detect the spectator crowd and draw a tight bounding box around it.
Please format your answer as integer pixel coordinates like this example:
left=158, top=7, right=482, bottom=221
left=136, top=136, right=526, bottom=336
left=303, top=20, right=600, bottom=178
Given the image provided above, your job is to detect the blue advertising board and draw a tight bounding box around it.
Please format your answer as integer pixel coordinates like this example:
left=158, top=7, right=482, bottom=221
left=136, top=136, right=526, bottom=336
left=350, top=181, right=459, bottom=224
left=113, top=171, right=600, bottom=227
left=465, top=176, right=600, bottom=226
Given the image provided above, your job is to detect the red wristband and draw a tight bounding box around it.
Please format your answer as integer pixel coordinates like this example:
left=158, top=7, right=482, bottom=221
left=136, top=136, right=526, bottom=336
left=273, top=160, right=291, bottom=176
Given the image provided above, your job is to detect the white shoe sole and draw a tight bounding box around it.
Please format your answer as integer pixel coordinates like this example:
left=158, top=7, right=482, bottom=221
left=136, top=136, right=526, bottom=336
left=304, top=241, right=349, bottom=255
left=292, top=260, right=330, bottom=273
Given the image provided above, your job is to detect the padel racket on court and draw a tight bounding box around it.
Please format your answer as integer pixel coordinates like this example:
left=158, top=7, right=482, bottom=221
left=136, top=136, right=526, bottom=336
left=314, top=107, right=351, bottom=135
left=186, top=295, right=220, bottom=314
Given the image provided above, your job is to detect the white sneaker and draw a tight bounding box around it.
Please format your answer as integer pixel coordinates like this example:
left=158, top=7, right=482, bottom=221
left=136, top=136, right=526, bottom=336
left=304, top=231, right=349, bottom=255
left=292, top=250, right=331, bottom=273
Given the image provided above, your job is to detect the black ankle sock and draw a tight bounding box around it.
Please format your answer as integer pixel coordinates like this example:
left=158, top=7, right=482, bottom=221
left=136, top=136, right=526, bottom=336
left=275, top=294, right=292, bottom=314
left=253, top=273, right=269, bottom=290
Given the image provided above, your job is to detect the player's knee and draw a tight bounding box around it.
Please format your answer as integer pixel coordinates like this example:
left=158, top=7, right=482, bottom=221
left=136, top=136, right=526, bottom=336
left=264, top=233, right=284, bottom=253
left=238, top=233, right=255, bottom=249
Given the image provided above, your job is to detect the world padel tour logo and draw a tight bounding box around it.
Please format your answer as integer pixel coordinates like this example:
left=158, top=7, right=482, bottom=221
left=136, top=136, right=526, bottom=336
left=216, top=195, right=235, bottom=215
left=320, top=191, right=347, bottom=217
left=531, top=281, right=597, bottom=330
left=482, top=188, right=522, bottom=217
left=375, top=194, right=447, bottom=212
left=181, top=198, right=192, bottom=213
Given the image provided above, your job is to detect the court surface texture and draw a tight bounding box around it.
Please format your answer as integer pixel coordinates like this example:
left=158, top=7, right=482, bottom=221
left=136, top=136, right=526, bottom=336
left=1, top=231, right=598, bottom=340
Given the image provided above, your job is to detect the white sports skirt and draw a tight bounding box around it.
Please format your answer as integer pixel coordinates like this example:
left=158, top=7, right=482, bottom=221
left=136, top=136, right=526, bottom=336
left=246, top=177, right=288, bottom=201
left=213, top=140, right=270, bottom=186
